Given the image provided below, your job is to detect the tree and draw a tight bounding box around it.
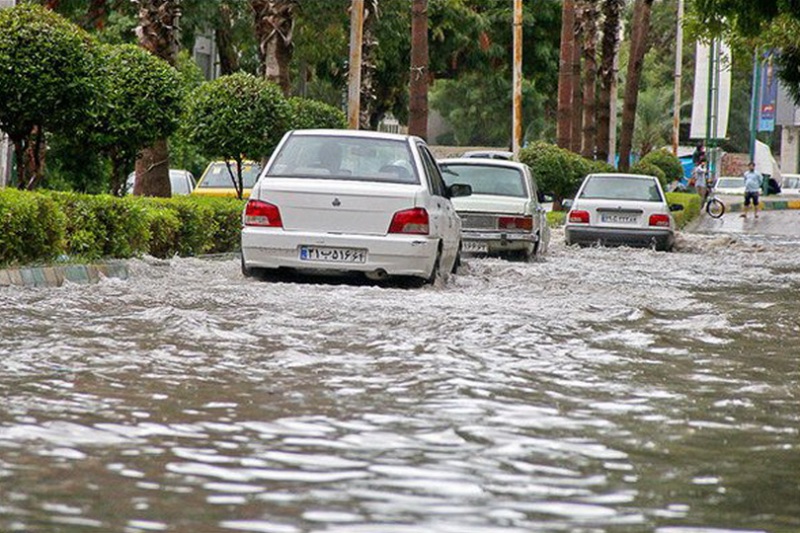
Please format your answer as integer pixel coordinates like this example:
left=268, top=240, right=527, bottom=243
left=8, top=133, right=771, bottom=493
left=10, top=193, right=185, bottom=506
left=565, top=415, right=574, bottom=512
left=409, top=0, right=429, bottom=139
left=596, top=0, right=623, bottom=163
left=557, top=0, right=575, bottom=149
left=617, top=0, right=654, bottom=171
left=133, top=0, right=181, bottom=198
left=252, top=0, right=298, bottom=95
left=91, top=44, right=182, bottom=196
left=0, top=4, right=96, bottom=190
left=288, top=97, right=347, bottom=130
left=182, top=73, right=291, bottom=199
left=579, top=0, right=599, bottom=159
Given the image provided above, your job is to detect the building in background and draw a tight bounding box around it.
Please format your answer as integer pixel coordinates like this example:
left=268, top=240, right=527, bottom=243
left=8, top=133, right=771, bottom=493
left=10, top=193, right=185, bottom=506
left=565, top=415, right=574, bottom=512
left=777, top=83, right=800, bottom=174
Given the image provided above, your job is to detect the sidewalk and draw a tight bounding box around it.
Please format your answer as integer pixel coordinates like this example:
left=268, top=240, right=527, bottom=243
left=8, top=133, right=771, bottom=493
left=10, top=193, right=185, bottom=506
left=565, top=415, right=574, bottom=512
left=718, top=194, right=800, bottom=212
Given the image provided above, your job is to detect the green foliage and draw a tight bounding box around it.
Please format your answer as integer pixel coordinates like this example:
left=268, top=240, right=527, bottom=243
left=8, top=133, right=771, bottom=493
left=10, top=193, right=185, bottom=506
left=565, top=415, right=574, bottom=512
left=0, top=4, right=96, bottom=141
left=666, top=192, right=702, bottom=229
left=0, top=189, right=66, bottom=266
left=183, top=73, right=291, bottom=196
left=288, top=97, right=347, bottom=130
left=639, top=149, right=684, bottom=183
left=190, top=197, right=247, bottom=254
left=630, top=161, right=667, bottom=188
left=518, top=142, right=594, bottom=207
left=142, top=197, right=218, bottom=257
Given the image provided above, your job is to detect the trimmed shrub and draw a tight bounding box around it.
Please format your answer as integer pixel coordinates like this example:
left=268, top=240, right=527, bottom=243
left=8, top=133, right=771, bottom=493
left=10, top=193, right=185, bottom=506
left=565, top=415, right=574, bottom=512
left=0, top=188, right=66, bottom=266
left=289, top=97, right=347, bottom=130
left=630, top=160, right=667, bottom=188
left=640, top=149, right=684, bottom=184
left=142, top=207, right=181, bottom=259
left=142, top=197, right=217, bottom=257
left=519, top=142, right=599, bottom=209
left=189, top=197, right=245, bottom=254
left=666, top=192, right=702, bottom=229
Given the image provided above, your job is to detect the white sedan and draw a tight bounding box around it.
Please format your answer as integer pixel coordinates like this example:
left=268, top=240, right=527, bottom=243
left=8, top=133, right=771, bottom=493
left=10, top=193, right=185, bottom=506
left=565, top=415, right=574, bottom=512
left=564, top=173, right=683, bottom=252
left=241, top=129, right=471, bottom=285
left=438, top=158, right=550, bottom=260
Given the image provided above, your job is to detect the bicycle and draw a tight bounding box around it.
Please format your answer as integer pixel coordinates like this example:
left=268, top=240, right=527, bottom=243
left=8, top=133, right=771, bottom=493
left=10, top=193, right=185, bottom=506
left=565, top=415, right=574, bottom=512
left=703, top=186, right=725, bottom=218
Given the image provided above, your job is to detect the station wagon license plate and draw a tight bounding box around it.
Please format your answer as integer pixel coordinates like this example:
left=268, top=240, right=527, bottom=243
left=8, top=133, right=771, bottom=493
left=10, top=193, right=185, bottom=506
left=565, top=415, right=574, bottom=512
left=601, top=213, right=639, bottom=224
left=300, top=246, right=367, bottom=263
left=463, top=241, right=488, bottom=253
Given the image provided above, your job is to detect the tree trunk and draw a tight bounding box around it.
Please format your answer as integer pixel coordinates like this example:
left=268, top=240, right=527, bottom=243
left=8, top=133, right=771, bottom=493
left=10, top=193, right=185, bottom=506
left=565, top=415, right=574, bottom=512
left=252, top=0, right=297, bottom=96
left=580, top=0, right=599, bottom=159
left=84, top=0, right=109, bottom=30
left=409, top=0, right=428, bottom=140
left=359, top=0, right=379, bottom=130
left=216, top=2, right=240, bottom=75
left=133, top=0, right=180, bottom=198
left=618, top=0, right=653, bottom=172
left=557, top=0, right=575, bottom=149
left=596, top=0, right=623, bottom=164
left=570, top=7, right=583, bottom=154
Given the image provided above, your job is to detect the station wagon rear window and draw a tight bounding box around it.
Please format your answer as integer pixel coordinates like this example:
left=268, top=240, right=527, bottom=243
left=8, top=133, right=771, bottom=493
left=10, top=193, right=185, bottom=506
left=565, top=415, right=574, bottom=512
left=580, top=175, right=663, bottom=202
left=441, top=164, right=527, bottom=198
left=267, top=135, right=419, bottom=184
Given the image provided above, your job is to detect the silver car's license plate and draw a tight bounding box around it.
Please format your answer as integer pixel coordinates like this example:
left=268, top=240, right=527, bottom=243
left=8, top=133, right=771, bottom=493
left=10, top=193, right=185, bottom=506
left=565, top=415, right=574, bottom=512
left=601, top=213, right=639, bottom=224
left=463, top=241, right=488, bottom=253
left=300, top=246, right=367, bottom=263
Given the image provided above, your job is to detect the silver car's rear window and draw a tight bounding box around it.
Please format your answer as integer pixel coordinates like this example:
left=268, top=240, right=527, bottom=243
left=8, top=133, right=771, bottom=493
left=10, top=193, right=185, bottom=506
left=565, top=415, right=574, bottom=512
left=441, top=164, right=527, bottom=198
left=716, top=177, right=743, bottom=188
left=267, top=135, right=419, bottom=184
left=580, top=176, right=663, bottom=202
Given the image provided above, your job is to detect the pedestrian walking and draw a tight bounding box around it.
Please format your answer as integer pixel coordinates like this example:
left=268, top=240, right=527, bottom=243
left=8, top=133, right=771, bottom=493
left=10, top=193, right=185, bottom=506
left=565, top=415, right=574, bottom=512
left=741, top=161, right=763, bottom=219
left=691, top=159, right=710, bottom=204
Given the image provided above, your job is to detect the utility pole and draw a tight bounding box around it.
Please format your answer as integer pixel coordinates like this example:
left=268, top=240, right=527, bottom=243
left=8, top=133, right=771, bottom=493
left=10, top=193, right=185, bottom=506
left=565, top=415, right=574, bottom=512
left=512, top=0, right=523, bottom=157
left=749, top=49, right=761, bottom=163
left=347, top=0, right=365, bottom=130
left=672, top=0, right=683, bottom=155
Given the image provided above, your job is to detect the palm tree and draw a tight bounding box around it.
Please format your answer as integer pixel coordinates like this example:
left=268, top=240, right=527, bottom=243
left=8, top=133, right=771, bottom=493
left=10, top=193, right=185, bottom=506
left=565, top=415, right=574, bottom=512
left=579, top=0, right=599, bottom=159
left=557, top=0, right=575, bottom=149
left=618, top=0, right=654, bottom=171
left=596, top=0, right=623, bottom=163
left=252, top=0, right=298, bottom=96
left=409, top=0, right=428, bottom=139
left=133, top=0, right=180, bottom=198
left=360, top=0, right=379, bottom=129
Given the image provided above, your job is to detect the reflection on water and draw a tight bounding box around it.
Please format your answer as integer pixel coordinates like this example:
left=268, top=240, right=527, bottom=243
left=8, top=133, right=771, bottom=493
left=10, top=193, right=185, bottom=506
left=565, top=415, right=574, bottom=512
left=1, top=232, right=799, bottom=532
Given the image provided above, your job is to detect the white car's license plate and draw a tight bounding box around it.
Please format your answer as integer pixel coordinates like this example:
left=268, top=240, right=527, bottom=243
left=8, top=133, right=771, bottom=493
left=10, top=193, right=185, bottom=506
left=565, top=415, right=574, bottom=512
left=601, top=213, right=639, bottom=224
left=299, top=246, right=367, bottom=263
left=463, top=241, right=488, bottom=253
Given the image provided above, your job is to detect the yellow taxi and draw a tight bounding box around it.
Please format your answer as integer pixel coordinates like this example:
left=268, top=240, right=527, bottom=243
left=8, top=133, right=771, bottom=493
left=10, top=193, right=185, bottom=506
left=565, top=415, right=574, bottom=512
left=191, top=160, right=262, bottom=198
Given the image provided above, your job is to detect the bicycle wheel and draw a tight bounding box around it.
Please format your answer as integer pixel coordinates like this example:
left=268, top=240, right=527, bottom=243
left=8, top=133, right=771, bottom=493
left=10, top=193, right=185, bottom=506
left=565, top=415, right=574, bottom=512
left=706, top=198, right=725, bottom=218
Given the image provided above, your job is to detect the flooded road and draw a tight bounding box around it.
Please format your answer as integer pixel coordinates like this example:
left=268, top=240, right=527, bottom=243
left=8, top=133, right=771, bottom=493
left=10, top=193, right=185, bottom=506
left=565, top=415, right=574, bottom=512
left=1, top=230, right=799, bottom=532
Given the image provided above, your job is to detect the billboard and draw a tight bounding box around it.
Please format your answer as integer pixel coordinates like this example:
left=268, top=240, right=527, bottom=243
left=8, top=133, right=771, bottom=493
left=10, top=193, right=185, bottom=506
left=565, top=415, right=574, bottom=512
left=758, top=52, right=779, bottom=132
left=690, top=40, right=732, bottom=140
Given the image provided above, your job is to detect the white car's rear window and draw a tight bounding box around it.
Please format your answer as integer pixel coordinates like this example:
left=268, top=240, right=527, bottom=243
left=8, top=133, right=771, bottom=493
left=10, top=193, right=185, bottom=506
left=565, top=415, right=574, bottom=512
left=441, top=165, right=527, bottom=198
left=267, top=135, right=419, bottom=184
left=716, top=177, right=744, bottom=188
left=580, top=176, right=663, bottom=202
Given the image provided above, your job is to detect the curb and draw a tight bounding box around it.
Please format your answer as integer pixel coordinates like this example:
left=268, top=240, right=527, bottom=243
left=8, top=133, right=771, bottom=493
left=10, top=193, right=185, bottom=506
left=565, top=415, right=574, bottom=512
left=0, top=261, right=129, bottom=288
left=720, top=195, right=800, bottom=213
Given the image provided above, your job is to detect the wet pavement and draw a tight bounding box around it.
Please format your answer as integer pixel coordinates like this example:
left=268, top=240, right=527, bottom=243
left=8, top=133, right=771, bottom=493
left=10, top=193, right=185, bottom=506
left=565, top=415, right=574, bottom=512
left=1, top=229, right=799, bottom=532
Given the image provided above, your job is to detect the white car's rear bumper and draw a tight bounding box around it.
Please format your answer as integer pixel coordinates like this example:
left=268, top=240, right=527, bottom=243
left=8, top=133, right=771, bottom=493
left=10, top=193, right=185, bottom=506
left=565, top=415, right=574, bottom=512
left=241, top=228, right=439, bottom=278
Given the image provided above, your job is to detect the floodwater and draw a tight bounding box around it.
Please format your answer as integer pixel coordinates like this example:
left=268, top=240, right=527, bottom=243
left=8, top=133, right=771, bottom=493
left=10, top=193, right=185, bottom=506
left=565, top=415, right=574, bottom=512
left=1, top=230, right=799, bottom=532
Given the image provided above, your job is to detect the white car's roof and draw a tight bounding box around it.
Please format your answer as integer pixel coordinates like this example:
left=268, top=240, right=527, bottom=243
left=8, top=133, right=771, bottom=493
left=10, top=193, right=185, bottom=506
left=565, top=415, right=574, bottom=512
left=439, top=158, right=528, bottom=171
left=586, top=172, right=657, bottom=181
left=287, top=128, right=421, bottom=143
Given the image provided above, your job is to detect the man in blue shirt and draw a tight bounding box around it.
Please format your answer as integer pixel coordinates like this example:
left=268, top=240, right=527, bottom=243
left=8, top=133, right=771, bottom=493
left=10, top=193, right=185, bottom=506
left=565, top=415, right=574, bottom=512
left=741, top=161, right=763, bottom=219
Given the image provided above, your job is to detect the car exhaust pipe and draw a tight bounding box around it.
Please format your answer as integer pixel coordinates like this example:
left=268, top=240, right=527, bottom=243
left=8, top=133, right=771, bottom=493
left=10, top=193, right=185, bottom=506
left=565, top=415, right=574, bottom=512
left=365, top=269, right=389, bottom=281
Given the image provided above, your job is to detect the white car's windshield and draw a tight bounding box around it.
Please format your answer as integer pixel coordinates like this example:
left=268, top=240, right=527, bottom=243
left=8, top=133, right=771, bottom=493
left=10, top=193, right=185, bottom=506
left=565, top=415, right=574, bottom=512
left=716, top=177, right=743, bottom=188
left=199, top=162, right=261, bottom=188
left=783, top=176, right=800, bottom=189
left=441, top=164, right=527, bottom=198
left=267, top=135, right=419, bottom=184
left=580, top=176, right=663, bottom=202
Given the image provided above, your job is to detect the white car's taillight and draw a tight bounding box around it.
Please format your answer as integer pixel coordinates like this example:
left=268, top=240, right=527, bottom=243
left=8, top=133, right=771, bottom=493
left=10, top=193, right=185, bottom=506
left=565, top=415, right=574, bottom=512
left=388, top=208, right=429, bottom=235
left=498, top=215, right=533, bottom=231
left=568, top=210, right=590, bottom=224
left=244, top=200, right=283, bottom=227
left=649, top=214, right=670, bottom=227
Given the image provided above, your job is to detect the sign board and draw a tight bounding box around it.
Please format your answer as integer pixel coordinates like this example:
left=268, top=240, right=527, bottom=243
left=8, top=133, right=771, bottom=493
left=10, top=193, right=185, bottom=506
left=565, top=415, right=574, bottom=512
left=690, top=40, right=732, bottom=140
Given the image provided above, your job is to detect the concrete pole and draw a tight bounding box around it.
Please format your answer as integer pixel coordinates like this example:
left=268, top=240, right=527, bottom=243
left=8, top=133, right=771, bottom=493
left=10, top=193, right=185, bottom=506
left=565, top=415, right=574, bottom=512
left=672, top=0, right=683, bottom=155
left=347, top=0, right=365, bottom=130
left=512, top=0, right=523, bottom=157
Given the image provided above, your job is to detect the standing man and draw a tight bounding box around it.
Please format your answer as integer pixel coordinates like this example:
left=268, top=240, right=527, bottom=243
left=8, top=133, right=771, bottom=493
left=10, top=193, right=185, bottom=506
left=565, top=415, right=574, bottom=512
left=741, top=161, right=763, bottom=219
left=692, top=159, right=709, bottom=204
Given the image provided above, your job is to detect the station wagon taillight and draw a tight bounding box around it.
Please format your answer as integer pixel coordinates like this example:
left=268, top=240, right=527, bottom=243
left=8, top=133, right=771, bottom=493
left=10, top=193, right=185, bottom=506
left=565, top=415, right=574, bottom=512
left=244, top=200, right=283, bottom=227
left=649, top=214, right=670, bottom=227
left=568, top=210, right=590, bottom=224
left=388, top=208, right=429, bottom=235
left=498, top=215, right=533, bottom=231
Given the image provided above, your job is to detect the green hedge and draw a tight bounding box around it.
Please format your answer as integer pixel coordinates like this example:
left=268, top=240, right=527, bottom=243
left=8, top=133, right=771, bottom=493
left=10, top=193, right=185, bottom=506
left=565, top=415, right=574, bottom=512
left=665, top=192, right=702, bottom=229
left=0, top=188, right=246, bottom=267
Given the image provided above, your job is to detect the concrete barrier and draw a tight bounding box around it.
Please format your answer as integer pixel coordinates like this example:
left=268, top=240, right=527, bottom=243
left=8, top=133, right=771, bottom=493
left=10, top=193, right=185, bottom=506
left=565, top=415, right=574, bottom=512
left=0, top=261, right=129, bottom=288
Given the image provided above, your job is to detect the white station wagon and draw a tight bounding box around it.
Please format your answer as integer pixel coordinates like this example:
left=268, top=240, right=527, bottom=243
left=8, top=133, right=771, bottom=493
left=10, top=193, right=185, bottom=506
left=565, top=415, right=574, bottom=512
left=439, top=158, right=550, bottom=261
left=240, top=130, right=471, bottom=285
left=564, top=173, right=683, bottom=252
